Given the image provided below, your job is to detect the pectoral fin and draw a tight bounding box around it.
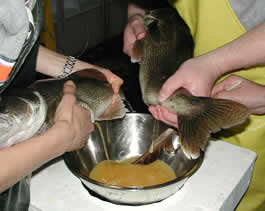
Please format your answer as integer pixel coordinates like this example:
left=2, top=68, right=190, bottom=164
left=178, top=98, right=250, bottom=159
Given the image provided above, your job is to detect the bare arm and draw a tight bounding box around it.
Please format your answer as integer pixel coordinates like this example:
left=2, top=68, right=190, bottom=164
left=158, top=21, right=265, bottom=101
left=36, top=45, right=123, bottom=93
left=0, top=81, right=93, bottom=192
left=0, top=122, right=73, bottom=192
left=149, top=22, right=265, bottom=126
left=210, top=22, right=265, bottom=75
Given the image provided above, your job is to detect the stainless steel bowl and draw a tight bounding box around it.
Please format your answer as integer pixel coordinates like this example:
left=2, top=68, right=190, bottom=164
left=64, top=113, right=203, bottom=205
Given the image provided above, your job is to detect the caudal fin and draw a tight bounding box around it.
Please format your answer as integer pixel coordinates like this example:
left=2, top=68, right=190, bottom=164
left=178, top=98, right=250, bottom=159
left=132, top=128, right=176, bottom=164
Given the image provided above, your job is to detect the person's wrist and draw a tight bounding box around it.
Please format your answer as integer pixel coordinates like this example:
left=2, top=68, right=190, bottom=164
left=56, top=56, right=77, bottom=78
left=72, top=59, right=98, bottom=73
left=195, top=53, right=224, bottom=80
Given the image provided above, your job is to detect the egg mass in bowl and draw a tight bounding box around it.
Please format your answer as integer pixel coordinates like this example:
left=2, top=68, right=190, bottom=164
left=63, top=113, right=204, bottom=205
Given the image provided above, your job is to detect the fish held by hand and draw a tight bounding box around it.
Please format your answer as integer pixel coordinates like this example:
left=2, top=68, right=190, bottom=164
left=0, top=69, right=127, bottom=148
left=133, top=8, right=250, bottom=160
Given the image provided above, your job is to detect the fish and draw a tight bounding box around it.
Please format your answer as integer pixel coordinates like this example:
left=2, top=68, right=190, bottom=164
left=132, top=8, right=250, bottom=160
left=0, top=69, right=127, bottom=148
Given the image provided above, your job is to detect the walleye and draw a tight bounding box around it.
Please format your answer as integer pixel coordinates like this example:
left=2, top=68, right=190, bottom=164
left=0, top=69, right=126, bottom=148
left=132, top=8, right=249, bottom=159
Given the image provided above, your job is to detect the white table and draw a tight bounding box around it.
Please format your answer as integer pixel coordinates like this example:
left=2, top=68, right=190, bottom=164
left=30, top=140, right=257, bottom=211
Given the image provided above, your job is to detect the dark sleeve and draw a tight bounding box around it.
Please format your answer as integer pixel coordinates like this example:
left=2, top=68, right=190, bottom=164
left=9, top=40, right=40, bottom=88
left=129, top=0, right=171, bottom=10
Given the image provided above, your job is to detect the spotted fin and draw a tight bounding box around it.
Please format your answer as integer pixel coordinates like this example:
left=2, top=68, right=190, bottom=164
left=178, top=98, right=250, bottom=159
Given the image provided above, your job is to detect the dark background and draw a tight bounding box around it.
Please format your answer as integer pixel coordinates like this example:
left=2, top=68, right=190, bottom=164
left=47, top=0, right=149, bottom=113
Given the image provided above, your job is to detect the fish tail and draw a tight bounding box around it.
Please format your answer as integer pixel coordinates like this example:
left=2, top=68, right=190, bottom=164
left=98, top=95, right=127, bottom=120
left=133, top=128, right=176, bottom=164
left=178, top=98, right=250, bottom=159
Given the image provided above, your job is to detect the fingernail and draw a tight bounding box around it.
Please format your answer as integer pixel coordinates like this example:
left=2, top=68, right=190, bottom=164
left=65, top=80, right=74, bottom=86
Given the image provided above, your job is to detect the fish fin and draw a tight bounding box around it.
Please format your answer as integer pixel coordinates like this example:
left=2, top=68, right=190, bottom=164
left=97, top=95, right=128, bottom=121
left=131, top=40, right=143, bottom=63
left=178, top=98, right=250, bottom=159
left=132, top=128, right=177, bottom=165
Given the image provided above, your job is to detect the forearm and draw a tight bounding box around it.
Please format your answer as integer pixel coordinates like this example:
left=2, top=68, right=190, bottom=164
left=0, top=122, right=70, bottom=192
left=36, top=45, right=96, bottom=77
left=204, top=22, right=265, bottom=77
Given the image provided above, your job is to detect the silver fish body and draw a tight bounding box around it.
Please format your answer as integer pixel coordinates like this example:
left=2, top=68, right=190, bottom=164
left=0, top=90, right=47, bottom=148
left=0, top=70, right=126, bottom=148
left=132, top=8, right=249, bottom=159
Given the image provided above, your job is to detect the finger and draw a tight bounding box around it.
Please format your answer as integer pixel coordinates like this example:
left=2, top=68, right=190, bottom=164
left=135, top=30, right=146, bottom=40
left=148, top=106, right=159, bottom=120
left=107, top=75, right=123, bottom=94
left=55, top=81, right=77, bottom=122
left=130, top=15, right=145, bottom=40
left=123, top=25, right=136, bottom=56
left=158, top=74, right=182, bottom=102
left=160, top=107, right=178, bottom=126
left=63, top=80, right=77, bottom=95
left=97, top=68, right=124, bottom=94
left=212, top=75, right=242, bottom=97
left=111, top=80, right=123, bottom=94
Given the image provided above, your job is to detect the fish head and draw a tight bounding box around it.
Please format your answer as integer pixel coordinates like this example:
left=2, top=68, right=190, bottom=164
left=0, top=90, right=47, bottom=148
left=144, top=8, right=179, bottom=44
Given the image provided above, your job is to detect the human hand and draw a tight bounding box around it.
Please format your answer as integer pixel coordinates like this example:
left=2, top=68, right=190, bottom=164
left=212, top=75, right=265, bottom=115
left=123, top=4, right=146, bottom=57
left=54, top=80, right=94, bottom=152
left=75, top=61, right=123, bottom=95
left=149, top=57, right=220, bottom=127
left=87, top=63, right=124, bottom=94
left=149, top=54, right=223, bottom=127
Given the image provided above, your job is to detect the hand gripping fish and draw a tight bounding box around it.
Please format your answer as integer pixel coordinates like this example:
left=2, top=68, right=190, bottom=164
left=0, top=69, right=127, bottom=148
left=132, top=8, right=249, bottom=160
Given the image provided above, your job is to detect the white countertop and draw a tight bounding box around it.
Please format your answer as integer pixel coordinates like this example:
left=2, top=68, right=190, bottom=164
left=30, top=140, right=257, bottom=211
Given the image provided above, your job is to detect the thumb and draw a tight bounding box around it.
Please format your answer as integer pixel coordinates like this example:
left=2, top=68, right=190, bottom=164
left=158, top=75, right=182, bottom=102
left=63, top=80, right=77, bottom=95
left=212, top=75, right=242, bottom=97
left=130, top=15, right=146, bottom=40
